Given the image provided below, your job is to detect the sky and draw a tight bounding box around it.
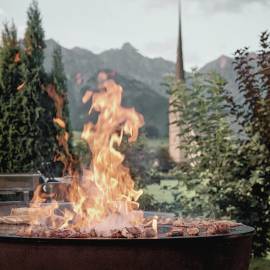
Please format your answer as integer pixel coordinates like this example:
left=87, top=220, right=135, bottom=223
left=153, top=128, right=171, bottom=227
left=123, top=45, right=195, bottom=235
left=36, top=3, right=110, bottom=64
left=0, top=0, right=270, bottom=70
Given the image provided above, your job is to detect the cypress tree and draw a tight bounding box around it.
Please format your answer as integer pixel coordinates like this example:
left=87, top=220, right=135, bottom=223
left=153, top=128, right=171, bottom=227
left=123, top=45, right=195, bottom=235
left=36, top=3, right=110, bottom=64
left=51, top=44, right=71, bottom=135
left=0, top=22, right=28, bottom=172
left=49, top=44, right=75, bottom=175
left=21, top=0, right=57, bottom=171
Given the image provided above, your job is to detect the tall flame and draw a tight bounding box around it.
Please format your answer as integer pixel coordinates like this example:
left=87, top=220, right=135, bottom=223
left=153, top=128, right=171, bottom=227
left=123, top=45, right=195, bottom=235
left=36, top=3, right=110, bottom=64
left=28, top=72, right=144, bottom=235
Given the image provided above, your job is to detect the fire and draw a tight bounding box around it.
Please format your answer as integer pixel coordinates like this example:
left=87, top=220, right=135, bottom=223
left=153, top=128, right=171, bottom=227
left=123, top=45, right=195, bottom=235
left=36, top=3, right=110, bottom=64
left=44, top=84, right=75, bottom=175
left=27, top=72, right=145, bottom=236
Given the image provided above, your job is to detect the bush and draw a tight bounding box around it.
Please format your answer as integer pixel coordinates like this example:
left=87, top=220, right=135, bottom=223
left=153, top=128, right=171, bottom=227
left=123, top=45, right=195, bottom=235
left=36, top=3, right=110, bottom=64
left=170, top=62, right=270, bottom=256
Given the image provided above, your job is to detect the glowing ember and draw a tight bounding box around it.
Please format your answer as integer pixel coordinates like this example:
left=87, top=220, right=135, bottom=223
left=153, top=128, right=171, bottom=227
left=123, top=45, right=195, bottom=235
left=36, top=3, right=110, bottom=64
left=24, top=72, right=145, bottom=236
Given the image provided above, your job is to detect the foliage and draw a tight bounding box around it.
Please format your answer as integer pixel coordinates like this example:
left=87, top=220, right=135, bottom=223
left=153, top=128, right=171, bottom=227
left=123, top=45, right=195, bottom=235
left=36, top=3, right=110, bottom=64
left=51, top=44, right=71, bottom=134
left=0, top=22, right=26, bottom=172
left=169, top=72, right=237, bottom=216
left=250, top=254, right=270, bottom=270
left=18, top=0, right=57, bottom=171
left=225, top=31, right=270, bottom=257
left=121, top=133, right=154, bottom=189
left=72, top=140, right=90, bottom=168
left=0, top=1, right=75, bottom=174
left=49, top=44, right=76, bottom=175
left=170, top=55, right=270, bottom=257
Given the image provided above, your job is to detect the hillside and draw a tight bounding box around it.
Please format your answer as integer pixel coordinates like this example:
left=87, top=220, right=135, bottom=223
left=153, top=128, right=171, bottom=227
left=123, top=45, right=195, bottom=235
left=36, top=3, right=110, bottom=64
left=44, top=39, right=174, bottom=97
left=43, top=39, right=242, bottom=138
left=72, top=71, right=168, bottom=137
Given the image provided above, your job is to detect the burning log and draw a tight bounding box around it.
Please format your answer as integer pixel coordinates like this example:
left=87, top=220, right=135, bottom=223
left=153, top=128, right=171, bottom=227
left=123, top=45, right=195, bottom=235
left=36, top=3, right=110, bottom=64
left=144, top=227, right=157, bottom=238
left=8, top=214, right=242, bottom=239
left=167, top=227, right=184, bottom=237
left=186, top=227, right=200, bottom=236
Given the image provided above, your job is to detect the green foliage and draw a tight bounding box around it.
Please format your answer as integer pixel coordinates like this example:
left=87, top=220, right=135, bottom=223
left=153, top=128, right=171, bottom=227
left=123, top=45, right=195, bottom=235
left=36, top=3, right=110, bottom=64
left=0, top=22, right=27, bottom=172
left=0, top=1, right=74, bottom=173
left=72, top=140, right=90, bottom=168
left=121, top=133, right=153, bottom=189
left=49, top=44, right=75, bottom=175
left=170, top=59, right=270, bottom=256
left=225, top=31, right=270, bottom=257
left=19, top=0, right=58, bottom=171
left=51, top=44, right=71, bottom=133
left=250, top=255, right=270, bottom=270
left=169, top=72, right=237, bottom=216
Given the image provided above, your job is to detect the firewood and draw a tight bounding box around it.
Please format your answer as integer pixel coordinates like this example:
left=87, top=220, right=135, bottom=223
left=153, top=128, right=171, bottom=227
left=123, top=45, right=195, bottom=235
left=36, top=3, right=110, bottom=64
left=111, top=229, right=125, bottom=238
left=159, top=217, right=173, bottom=225
left=206, top=225, right=217, bottom=235
left=126, top=226, right=142, bottom=238
left=168, top=227, right=184, bottom=237
left=172, top=219, right=185, bottom=227
left=186, top=227, right=200, bottom=236
left=144, top=227, right=157, bottom=238
left=214, top=223, right=230, bottom=234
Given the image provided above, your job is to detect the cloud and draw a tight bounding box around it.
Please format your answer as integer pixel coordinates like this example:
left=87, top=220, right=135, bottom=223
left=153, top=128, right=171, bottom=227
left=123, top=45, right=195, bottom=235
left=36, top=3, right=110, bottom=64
left=195, top=0, right=270, bottom=12
left=145, top=0, right=269, bottom=12
left=0, top=8, right=6, bottom=16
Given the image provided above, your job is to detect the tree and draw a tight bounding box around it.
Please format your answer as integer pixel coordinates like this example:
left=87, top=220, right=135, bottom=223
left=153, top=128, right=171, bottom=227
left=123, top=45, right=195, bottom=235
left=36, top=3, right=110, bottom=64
left=224, top=31, right=270, bottom=257
left=48, top=44, right=75, bottom=175
left=51, top=44, right=71, bottom=135
left=170, top=66, right=270, bottom=257
left=20, top=0, right=57, bottom=171
left=0, top=22, right=29, bottom=172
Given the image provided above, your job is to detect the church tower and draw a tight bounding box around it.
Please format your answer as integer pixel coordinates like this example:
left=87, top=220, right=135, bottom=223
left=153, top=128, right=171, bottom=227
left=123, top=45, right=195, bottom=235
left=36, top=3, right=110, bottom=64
left=169, top=1, right=185, bottom=163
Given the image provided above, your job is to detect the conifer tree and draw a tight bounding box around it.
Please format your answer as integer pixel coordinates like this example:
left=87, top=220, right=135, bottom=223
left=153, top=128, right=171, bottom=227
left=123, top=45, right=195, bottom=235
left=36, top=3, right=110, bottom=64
left=21, top=0, right=57, bottom=171
left=49, top=44, right=75, bottom=175
left=51, top=44, right=71, bottom=135
left=0, top=22, right=28, bottom=172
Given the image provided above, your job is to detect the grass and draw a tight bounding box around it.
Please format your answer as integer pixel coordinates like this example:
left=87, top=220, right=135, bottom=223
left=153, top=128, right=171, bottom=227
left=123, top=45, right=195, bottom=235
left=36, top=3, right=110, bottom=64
left=144, top=183, right=176, bottom=203
left=144, top=137, right=168, bottom=149
left=250, top=255, right=270, bottom=270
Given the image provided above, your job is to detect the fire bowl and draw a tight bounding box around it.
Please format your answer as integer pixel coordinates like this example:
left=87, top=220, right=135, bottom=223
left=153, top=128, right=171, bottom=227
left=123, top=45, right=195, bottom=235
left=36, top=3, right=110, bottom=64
left=0, top=223, right=254, bottom=270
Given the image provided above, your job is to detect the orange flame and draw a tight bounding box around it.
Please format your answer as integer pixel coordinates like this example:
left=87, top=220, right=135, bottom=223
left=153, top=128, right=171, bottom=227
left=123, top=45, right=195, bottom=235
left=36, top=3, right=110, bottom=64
left=53, top=118, right=66, bottom=129
left=17, top=82, right=25, bottom=91
left=14, top=52, right=20, bottom=63
left=44, top=84, right=76, bottom=176
left=28, top=72, right=144, bottom=235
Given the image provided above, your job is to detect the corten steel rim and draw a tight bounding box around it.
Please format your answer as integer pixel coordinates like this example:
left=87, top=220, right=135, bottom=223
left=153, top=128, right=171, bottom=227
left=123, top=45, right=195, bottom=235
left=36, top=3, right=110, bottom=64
left=0, top=225, right=255, bottom=244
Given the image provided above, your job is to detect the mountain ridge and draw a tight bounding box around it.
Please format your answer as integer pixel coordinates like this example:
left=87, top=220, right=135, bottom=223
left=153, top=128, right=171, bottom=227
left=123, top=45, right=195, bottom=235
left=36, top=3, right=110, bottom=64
left=43, top=39, right=237, bottom=137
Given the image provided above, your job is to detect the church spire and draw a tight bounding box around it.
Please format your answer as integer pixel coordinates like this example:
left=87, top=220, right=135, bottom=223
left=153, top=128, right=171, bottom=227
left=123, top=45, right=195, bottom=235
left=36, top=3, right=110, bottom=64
left=176, top=0, right=185, bottom=82
left=169, top=0, right=186, bottom=163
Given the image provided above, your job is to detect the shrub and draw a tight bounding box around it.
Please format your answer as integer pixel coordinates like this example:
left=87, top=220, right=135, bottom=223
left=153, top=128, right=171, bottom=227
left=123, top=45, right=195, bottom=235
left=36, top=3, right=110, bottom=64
left=170, top=64, right=270, bottom=256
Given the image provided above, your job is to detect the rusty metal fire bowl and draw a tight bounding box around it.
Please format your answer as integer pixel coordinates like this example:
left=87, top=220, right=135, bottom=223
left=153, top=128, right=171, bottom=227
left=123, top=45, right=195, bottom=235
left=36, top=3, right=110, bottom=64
left=0, top=222, right=254, bottom=270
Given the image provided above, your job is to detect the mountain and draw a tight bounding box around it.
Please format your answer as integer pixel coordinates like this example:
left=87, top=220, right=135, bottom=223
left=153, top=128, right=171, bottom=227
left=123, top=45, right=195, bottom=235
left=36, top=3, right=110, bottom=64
left=44, top=39, right=173, bottom=137
left=199, top=55, right=236, bottom=88
left=199, top=55, right=243, bottom=104
left=43, top=39, right=242, bottom=138
left=44, top=39, right=174, bottom=97
left=79, top=71, right=168, bottom=137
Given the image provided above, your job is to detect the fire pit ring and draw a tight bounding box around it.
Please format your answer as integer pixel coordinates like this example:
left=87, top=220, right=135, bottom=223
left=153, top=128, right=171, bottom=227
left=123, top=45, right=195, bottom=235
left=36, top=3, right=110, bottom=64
left=0, top=223, right=254, bottom=270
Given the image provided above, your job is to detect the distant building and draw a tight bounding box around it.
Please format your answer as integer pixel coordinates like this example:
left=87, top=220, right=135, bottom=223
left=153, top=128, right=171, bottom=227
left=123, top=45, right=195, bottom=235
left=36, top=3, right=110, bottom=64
left=169, top=2, right=186, bottom=163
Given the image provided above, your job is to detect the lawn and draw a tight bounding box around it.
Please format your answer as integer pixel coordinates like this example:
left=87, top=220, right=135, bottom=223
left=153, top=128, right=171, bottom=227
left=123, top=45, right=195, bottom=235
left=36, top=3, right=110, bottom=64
left=250, top=255, right=270, bottom=270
